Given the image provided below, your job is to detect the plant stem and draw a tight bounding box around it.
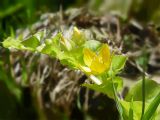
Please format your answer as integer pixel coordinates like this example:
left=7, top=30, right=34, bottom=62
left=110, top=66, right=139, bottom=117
left=141, top=69, right=145, bottom=120
left=111, top=71, right=123, bottom=120
left=141, top=46, right=147, bottom=120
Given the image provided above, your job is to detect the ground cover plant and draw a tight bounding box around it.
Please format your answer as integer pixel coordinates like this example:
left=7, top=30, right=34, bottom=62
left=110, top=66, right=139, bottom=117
left=2, top=26, right=160, bottom=120
left=0, top=0, right=160, bottom=120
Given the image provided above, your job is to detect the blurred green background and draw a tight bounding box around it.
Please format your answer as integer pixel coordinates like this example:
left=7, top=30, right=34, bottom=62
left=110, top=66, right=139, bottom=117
left=0, top=0, right=160, bottom=120
left=1, top=0, right=160, bottom=39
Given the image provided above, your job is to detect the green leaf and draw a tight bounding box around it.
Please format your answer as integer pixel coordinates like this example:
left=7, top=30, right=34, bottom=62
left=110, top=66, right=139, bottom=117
left=40, top=43, right=56, bottom=57
left=82, top=81, right=115, bottom=99
left=70, top=47, right=84, bottom=65
left=51, top=32, right=62, bottom=45
left=155, top=106, right=160, bottom=120
left=21, top=36, right=40, bottom=50
left=120, top=100, right=144, bottom=120
left=33, top=30, right=46, bottom=41
left=129, top=99, right=134, bottom=120
left=37, top=33, right=62, bottom=57
left=111, top=55, right=127, bottom=72
left=83, top=40, right=101, bottom=51
left=2, top=37, right=22, bottom=49
left=60, top=58, right=77, bottom=69
left=125, top=79, right=160, bottom=102
left=82, top=76, right=123, bottom=99
left=71, top=27, right=86, bottom=45
left=115, top=76, right=123, bottom=92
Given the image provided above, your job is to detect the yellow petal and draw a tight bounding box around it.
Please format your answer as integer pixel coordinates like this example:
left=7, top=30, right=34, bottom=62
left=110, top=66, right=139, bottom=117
left=83, top=48, right=96, bottom=67
left=90, top=56, right=107, bottom=74
left=98, top=44, right=111, bottom=70
left=98, top=44, right=110, bottom=62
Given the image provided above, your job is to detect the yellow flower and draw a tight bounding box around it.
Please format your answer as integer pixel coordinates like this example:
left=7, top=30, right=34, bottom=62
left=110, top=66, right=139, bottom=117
left=82, top=44, right=111, bottom=75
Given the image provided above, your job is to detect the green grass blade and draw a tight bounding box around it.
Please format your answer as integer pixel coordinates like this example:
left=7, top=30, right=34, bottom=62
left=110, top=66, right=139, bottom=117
left=141, top=71, right=146, bottom=120
left=129, top=98, right=134, bottom=120
left=143, top=91, right=160, bottom=120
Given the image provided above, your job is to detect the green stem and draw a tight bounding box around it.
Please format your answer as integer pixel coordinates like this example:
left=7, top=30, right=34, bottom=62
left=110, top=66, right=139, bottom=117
left=141, top=70, right=145, bottom=120
left=141, top=46, right=147, bottom=120
left=111, top=72, right=123, bottom=120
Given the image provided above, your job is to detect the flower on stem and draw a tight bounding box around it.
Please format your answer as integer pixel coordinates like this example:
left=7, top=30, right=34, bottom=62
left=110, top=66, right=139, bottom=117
left=82, top=44, right=111, bottom=75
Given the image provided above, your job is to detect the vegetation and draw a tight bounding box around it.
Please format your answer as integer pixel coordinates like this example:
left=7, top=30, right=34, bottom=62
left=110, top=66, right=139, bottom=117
left=0, top=0, right=160, bottom=120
